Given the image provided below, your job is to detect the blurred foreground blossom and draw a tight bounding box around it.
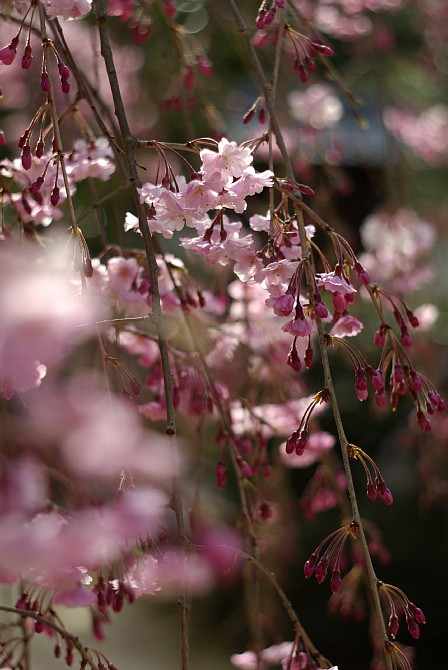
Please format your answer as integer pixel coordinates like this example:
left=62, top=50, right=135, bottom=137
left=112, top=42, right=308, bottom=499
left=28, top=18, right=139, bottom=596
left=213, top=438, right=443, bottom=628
left=0, top=240, right=99, bottom=398
left=25, top=373, right=177, bottom=481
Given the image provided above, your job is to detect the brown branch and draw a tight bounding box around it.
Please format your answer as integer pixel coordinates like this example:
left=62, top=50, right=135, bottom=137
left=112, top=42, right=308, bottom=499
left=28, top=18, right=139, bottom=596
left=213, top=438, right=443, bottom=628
left=0, top=606, right=100, bottom=670
left=227, top=2, right=393, bottom=667
left=92, top=2, right=189, bottom=668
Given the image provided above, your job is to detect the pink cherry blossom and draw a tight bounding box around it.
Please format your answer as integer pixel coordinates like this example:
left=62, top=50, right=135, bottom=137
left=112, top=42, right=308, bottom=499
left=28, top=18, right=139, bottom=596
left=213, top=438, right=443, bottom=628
left=317, top=271, right=357, bottom=296
left=281, top=315, right=316, bottom=337
left=26, top=374, right=177, bottom=481
left=200, top=138, right=253, bottom=184
left=331, top=314, right=364, bottom=337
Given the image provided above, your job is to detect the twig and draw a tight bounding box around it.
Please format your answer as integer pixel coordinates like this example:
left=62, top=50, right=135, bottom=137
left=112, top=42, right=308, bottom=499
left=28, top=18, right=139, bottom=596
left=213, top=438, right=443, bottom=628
left=0, top=606, right=100, bottom=670
left=227, top=2, right=393, bottom=667
left=92, top=2, right=190, bottom=668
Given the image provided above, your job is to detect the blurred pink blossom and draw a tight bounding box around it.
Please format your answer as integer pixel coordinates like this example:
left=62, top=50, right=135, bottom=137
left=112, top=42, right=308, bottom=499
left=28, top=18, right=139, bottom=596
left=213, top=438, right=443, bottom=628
left=384, top=105, right=448, bottom=164
left=0, top=241, right=98, bottom=397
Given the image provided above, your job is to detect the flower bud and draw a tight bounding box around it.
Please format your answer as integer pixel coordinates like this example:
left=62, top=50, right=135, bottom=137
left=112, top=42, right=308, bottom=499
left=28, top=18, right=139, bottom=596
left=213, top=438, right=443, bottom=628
left=41, top=71, right=51, bottom=93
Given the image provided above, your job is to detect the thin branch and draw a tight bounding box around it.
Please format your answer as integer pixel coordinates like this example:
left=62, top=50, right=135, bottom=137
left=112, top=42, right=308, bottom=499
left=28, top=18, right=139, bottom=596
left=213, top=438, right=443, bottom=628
left=92, top=2, right=190, bottom=668
left=0, top=606, right=100, bottom=670
left=227, top=3, right=393, bottom=667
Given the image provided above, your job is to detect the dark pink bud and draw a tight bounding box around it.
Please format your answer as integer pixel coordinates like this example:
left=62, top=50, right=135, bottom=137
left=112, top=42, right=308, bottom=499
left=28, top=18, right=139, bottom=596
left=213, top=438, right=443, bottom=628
left=295, top=430, right=308, bottom=455
left=366, top=480, right=377, bottom=501
left=370, top=369, right=384, bottom=391
left=345, top=291, right=355, bottom=305
left=61, top=79, right=70, bottom=94
left=275, top=0, right=286, bottom=7
left=22, top=44, right=33, bottom=70
left=354, top=261, right=371, bottom=285
left=41, top=71, right=51, bottom=93
left=29, top=176, right=45, bottom=194
left=311, top=41, right=334, bottom=56
left=406, top=309, right=419, bottom=328
left=378, top=486, right=393, bottom=506
left=255, top=9, right=266, bottom=30
left=428, top=392, right=445, bottom=411
left=408, top=603, right=425, bottom=624
left=50, top=186, right=60, bottom=206
left=0, top=129, right=5, bottom=146
left=35, top=620, right=44, bottom=633
left=296, top=183, right=315, bottom=196
left=304, top=343, right=313, bottom=369
left=304, top=553, right=317, bottom=578
left=287, top=345, right=301, bottom=372
left=58, top=62, right=70, bottom=79
left=406, top=614, right=420, bottom=640
left=35, top=140, right=45, bottom=158
left=21, top=145, right=32, bottom=170
left=409, top=371, right=422, bottom=392
left=66, top=646, right=74, bottom=667
left=285, top=430, right=299, bottom=454
left=258, top=106, right=266, bottom=124
left=0, top=37, right=18, bottom=66
left=54, top=644, right=61, bottom=659
left=18, top=133, right=28, bottom=149
left=355, top=369, right=368, bottom=401
left=393, top=364, right=403, bottom=383
left=314, top=298, right=329, bottom=319
left=315, top=556, right=329, bottom=584
left=388, top=612, right=399, bottom=638
left=264, top=7, right=276, bottom=25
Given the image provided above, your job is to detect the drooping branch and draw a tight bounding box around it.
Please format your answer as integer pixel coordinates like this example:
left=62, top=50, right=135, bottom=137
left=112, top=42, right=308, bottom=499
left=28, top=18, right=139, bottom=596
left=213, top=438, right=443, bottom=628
left=92, top=2, right=190, bottom=668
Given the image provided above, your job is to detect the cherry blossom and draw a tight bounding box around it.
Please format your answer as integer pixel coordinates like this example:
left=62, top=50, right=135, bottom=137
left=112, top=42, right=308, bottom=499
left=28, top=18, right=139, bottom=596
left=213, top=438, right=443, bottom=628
left=331, top=314, right=364, bottom=337
left=317, top=271, right=357, bottom=296
left=281, top=315, right=316, bottom=338
left=200, top=138, right=253, bottom=184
